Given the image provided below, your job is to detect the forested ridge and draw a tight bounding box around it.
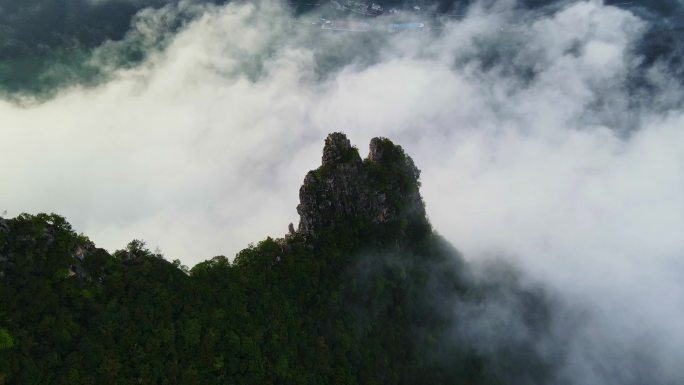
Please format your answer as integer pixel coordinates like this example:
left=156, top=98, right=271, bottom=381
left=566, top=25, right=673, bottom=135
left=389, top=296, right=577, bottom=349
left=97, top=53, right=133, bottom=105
left=0, top=134, right=552, bottom=385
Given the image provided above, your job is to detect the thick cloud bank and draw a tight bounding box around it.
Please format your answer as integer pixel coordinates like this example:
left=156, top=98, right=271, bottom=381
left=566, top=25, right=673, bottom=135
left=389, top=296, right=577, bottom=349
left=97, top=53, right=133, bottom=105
left=1, top=1, right=684, bottom=383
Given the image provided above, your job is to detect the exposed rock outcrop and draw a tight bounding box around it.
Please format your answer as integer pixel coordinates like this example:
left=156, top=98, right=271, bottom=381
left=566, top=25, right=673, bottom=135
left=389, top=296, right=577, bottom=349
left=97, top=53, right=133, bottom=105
left=0, top=214, right=100, bottom=280
left=295, top=133, right=429, bottom=243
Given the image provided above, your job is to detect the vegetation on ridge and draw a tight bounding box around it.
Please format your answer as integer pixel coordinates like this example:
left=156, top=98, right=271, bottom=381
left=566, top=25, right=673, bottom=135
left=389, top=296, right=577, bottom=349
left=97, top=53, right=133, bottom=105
left=0, top=135, right=553, bottom=385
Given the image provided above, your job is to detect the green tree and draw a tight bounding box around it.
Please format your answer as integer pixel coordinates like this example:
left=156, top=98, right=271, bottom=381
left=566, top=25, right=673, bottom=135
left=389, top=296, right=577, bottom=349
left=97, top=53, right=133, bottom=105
left=0, top=329, right=12, bottom=350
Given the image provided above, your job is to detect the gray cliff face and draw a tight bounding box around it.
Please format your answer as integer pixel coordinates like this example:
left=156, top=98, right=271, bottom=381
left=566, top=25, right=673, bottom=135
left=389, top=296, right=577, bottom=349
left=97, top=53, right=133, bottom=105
left=296, top=133, right=428, bottom=241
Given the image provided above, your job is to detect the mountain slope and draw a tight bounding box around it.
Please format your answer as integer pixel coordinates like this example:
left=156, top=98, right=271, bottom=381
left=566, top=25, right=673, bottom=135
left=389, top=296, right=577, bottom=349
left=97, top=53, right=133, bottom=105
left=0, top=133, right=552, bottom=385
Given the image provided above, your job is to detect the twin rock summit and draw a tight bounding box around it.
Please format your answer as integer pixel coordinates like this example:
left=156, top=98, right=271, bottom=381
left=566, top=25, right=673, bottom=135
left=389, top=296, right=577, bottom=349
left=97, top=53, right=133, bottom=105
left=293, top=132, right=431, bottom=246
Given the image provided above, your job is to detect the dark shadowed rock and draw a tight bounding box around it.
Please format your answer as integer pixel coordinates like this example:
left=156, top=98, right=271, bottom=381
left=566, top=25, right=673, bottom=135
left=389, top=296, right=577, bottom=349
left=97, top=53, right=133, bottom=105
left=0, top=217, right=7, bottom=263
left=296, top=133, right=430, bottom=243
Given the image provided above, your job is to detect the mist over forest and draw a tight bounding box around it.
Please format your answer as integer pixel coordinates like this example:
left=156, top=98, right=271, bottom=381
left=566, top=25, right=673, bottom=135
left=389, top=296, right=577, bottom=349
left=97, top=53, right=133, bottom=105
left=1, top=1, right=684, bottom=384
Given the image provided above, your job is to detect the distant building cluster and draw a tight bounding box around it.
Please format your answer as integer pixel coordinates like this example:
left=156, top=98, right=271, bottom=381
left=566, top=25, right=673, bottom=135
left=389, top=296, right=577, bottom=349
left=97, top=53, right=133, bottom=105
left=293, top=0, right=433, bottom=33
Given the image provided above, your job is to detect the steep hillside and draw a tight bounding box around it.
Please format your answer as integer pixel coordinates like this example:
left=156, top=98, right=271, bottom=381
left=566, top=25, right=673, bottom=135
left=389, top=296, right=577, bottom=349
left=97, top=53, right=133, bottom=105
left=0, top=133, right=551, bottom=385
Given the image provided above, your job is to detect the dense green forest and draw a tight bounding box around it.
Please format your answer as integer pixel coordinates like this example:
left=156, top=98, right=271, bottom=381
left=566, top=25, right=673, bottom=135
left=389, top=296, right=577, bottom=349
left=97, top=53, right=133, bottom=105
left=0, top=134, right=552, bottom=384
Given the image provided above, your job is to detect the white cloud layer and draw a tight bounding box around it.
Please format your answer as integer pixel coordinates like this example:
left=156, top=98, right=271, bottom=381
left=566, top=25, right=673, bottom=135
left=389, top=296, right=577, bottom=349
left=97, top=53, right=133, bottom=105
left=1, top=1, right=683, bottom=383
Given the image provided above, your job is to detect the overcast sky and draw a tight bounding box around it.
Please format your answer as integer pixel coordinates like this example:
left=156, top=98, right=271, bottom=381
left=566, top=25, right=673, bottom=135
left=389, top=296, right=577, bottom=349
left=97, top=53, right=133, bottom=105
left=2, top=1, right=684, bottom=383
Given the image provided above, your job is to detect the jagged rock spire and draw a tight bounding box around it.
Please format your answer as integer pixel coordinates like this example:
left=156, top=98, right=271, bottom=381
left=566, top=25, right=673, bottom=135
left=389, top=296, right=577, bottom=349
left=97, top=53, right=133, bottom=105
left=322, top=132, right=357, bottom=166
left=295, top=133, right=429, bottom=243
left=368, top=137, right=386, bottom=162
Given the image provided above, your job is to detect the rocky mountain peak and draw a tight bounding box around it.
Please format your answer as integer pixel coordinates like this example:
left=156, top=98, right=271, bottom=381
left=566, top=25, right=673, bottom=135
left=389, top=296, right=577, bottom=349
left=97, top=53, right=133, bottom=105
left=322, top=132, right=358, bottom=166
left=368, top=137, right=387, bottom=163
left=295, top=133, right=430, bottom=244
